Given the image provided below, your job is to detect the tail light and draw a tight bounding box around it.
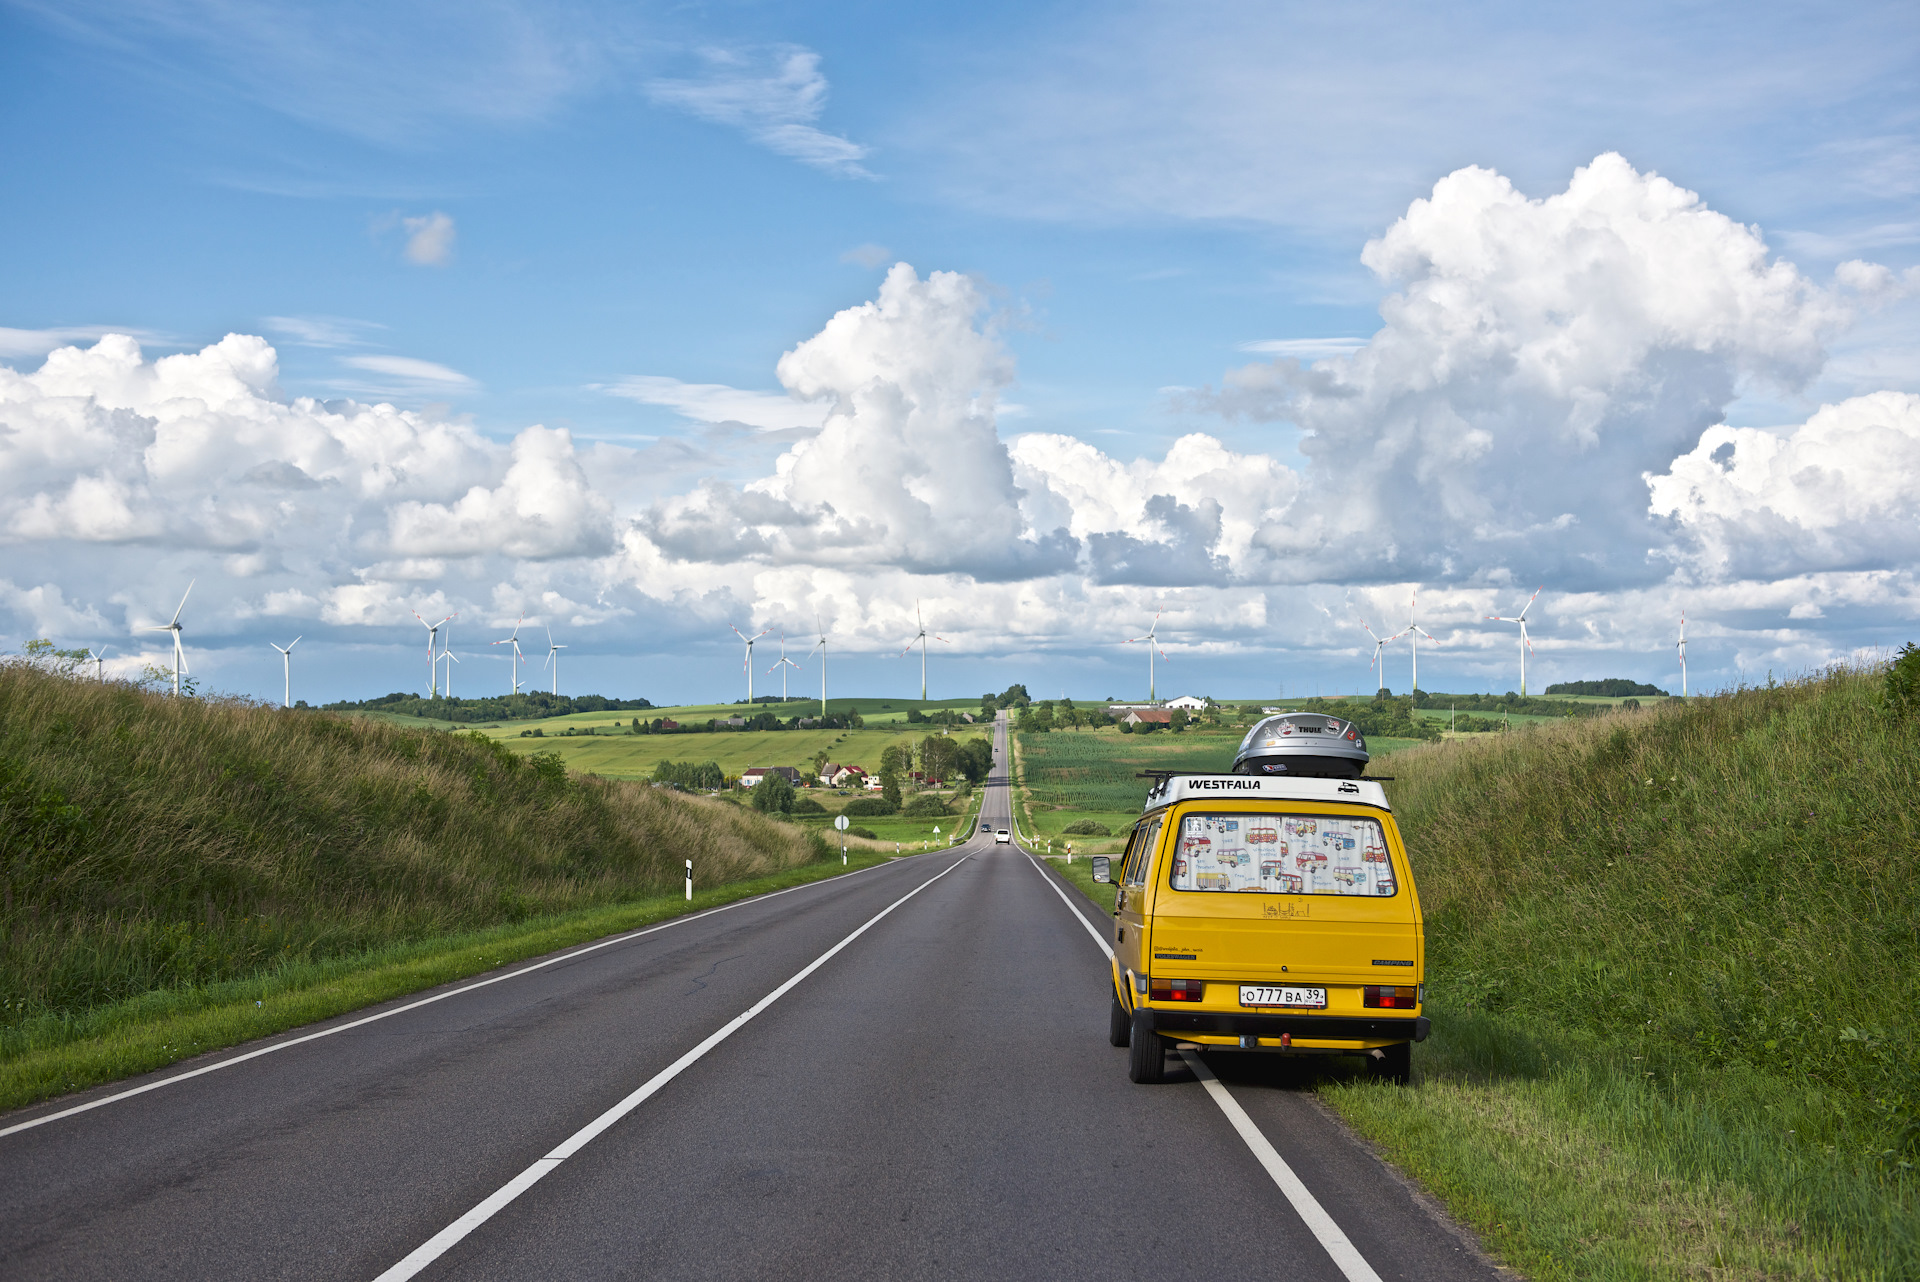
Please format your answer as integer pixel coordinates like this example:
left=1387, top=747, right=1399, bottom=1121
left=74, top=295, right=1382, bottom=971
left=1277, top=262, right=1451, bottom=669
left=1363, top=985, right=1419, bottom=1009
left=1150, top=978, right=1205, bottom=1002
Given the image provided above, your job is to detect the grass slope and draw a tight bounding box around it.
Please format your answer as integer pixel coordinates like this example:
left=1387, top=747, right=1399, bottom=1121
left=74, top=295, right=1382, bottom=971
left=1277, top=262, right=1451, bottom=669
left=1324, top=668, right=1919, bottom=1277
left=0, top=665, right=827, bottom=1068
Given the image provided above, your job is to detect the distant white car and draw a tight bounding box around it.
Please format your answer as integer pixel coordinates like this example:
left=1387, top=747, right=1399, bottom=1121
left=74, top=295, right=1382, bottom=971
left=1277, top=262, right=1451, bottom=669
left=995, top=828, right=1011, bottom=844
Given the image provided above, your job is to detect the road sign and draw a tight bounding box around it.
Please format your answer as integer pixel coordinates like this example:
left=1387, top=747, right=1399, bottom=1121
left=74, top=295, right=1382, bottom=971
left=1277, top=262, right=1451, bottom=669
left=834, top=815, right=850, bottom=831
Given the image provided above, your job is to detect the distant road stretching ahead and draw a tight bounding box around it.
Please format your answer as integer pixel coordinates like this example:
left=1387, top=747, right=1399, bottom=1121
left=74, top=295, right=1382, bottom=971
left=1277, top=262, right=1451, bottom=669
left=1, top=716, right=1500, bottom=1280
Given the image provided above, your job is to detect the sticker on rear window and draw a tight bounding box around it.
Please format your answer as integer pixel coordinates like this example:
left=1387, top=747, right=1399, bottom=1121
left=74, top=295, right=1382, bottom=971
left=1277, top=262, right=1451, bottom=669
left=1171, top=812, right=1396, bottom=897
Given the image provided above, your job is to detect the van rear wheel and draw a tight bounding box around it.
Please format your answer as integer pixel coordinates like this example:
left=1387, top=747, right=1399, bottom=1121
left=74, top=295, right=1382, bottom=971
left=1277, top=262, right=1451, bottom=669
left=1127, top=1009, right=1167, bottom=1083
left=1108, top=994, right=1130, bottom=1047
left=1367, top=1041, right=1411, bottom=1085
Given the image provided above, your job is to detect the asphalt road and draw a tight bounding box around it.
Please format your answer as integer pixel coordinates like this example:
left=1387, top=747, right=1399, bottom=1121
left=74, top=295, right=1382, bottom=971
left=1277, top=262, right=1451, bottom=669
left=0, top=716, right=1501, bottom=1281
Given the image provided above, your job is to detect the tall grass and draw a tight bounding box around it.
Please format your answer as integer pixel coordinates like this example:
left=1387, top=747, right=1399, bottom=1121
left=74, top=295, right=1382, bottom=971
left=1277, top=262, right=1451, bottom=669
left=1324, top=665, right=1919, bottom=1276
left=0, top=665, right=825, bottom=1030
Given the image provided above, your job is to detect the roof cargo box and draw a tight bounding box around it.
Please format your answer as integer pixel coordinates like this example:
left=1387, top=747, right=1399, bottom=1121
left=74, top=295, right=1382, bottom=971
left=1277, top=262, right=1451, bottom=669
left=1231, top=713, right=1370, bottom=779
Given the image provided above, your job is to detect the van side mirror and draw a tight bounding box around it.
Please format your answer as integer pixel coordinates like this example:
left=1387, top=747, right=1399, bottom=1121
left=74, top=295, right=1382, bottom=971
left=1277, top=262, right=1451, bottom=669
left=1090, top=856, right=1112, bottom=883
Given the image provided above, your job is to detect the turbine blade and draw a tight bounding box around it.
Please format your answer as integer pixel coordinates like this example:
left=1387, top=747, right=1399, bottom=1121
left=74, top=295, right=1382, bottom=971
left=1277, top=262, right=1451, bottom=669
left=170, top=579, right=195, bottom=626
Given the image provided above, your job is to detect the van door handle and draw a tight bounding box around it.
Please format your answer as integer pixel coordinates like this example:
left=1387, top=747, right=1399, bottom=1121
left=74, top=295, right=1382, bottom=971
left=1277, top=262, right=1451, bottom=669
left=1116, top=925, right=1125, bottom=943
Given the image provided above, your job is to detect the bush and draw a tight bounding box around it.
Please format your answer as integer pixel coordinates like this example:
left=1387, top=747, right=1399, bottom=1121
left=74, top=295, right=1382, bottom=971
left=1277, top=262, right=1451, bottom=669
left=749, top=773, right=795, bottom=813
left=901, top=792, right=951, bottom=817
left=1062, top=819, right=1112, bottom=836
left=842, top=797, right=897, bottom=817
left=789, top=796, right=826, bottom=814
left=845, top=826, right=877, bottom=839
left=1887, top=642, right=1920, bottom=718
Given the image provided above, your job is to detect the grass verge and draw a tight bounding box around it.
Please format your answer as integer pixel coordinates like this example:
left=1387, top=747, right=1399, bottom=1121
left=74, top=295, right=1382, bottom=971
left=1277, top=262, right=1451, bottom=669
left=1, top=847, right=900, bottom=1115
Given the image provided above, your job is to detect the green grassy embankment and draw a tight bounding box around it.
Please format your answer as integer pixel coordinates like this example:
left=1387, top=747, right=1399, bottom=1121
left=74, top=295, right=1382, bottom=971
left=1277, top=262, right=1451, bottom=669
left=0, top=663, right=846, bottom=1109
left=1324, top=666, right=1919, bottom=1278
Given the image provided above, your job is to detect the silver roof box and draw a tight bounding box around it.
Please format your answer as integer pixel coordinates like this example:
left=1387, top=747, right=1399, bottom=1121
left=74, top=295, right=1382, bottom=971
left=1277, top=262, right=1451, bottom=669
left=1230, top=713, right=1370, bottom=780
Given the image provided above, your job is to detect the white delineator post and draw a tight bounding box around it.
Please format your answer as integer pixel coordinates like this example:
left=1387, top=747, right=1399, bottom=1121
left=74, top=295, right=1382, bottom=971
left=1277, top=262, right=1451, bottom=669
left=684, top=860, right=692, bottom=901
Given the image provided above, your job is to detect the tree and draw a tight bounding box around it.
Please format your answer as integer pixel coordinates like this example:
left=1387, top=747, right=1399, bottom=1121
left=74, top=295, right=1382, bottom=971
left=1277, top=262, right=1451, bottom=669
left=750, top=772, right=795, bottom=813
left=812, top=749, right=831, bottom=775
left=921, top=734, right=960, bottom=783
left=955, top=737, right=993, bottom=784
left=1169, top=708, right=1189, bottom=732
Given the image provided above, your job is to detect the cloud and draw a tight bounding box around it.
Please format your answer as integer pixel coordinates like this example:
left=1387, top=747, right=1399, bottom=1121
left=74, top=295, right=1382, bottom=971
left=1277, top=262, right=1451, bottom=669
left=840, top=243, right=892, bottom=269
left=1206, top=154, right=1853, bottom=588
left=402, top=212, right=456, bottom=265
left=0, top=325, right=166, bottom=359
left=647, top=47, right=874, bottom=178
left=1234, top=338, right=1368, bottom=357
left=1649, top=391, right=1920, bottom=579
left=263, top=315, right=385, bottom=348
left=605, top=376, right=825, bottom=431
left=338, top=353, right=476, bottom=394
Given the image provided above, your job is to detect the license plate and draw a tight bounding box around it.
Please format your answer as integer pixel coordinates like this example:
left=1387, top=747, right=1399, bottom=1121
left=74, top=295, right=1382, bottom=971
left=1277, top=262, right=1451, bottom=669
left=1240, top=984, right=1326, bottom=1009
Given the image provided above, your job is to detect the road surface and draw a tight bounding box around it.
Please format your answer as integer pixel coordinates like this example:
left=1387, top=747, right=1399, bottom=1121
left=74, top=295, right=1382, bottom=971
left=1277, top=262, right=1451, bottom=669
left=0, top=715, right=1500, bottom=1280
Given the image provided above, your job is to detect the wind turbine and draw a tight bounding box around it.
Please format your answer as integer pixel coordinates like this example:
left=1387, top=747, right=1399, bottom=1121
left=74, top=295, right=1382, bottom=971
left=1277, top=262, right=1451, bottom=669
left=543, top=624, right=566, bottom=695
left=1676, top=610, right=1688, bottom=698
left=1125, top=609, right=1169, bottom=704
left=141, top=580, right=194, bottom=696
left=898, top=601, right=948, bottom=702
left=87, top=645, right=109, bottom=683
left=768, top=631, right=801, bottom=701
left=269, top=636, right=301, bottom=707
left=413, top=610, right=456, bottom=697
left=1486, top=587, right=1543, bottom=696
left=491, top=615, right=527, bottom=696
left=732, top=625, right=771, bottom=703
left=1399, top=589, right=1437, bottom=694
left=806, top=615, right=829, bottom=716
left=438, top=644, right=460, bottom=698
left=1361, top=620, right=1402, bottom=689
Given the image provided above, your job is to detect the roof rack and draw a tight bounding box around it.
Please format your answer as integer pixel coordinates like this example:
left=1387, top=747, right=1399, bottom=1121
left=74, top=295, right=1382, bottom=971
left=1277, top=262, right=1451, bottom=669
left=1135, top=770, right=1395, bottom=783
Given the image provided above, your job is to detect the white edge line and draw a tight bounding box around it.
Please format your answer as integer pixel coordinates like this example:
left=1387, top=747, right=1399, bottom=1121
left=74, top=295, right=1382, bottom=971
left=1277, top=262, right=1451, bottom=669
left=1023, top=853, right=1113, bottom=960
left=0, top=855, right=909, bottom=1141
left=1179, top=1050, right=1385, bottom=1282
left=1023, top=850, right=1383, bottom=1282
left=371, top=852, right=974, bottom=1282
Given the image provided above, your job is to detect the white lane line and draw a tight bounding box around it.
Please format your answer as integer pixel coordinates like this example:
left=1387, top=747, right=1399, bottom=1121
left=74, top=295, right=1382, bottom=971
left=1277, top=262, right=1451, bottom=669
left=0, top=857, right=910, bottom=1141
left=1027, top=855, right=1386, bottom=1282
left=371, top=853, right=974, bottom=1282
left=1179, top=1050, right=1385, bottom=1282
left=1023, top=854, right=1113, bottom=959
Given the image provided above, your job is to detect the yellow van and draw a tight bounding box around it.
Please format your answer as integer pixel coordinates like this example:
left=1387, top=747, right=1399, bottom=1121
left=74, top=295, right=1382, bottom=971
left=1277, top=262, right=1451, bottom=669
left=1092, top=714, right=1427, bottom=1084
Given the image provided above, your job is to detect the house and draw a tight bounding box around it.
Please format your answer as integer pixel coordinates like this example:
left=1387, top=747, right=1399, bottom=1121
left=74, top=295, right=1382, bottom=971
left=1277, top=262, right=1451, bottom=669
left=659, top=719, right=679, bottom=730
left=827, top=765, right=866, bottom=787
left=863, top=775, right=885, bottom=791
left=741, top=766, right=803, bottom=787
left=718, top=716, right=747, bottom=729
left=820, top=762, right=843, bottom=782
left=1124, top=708, right=1174, bottom=726
left=1164, top=695, right=1209, bottom=711
left=960, top=711, right=976, bottom=723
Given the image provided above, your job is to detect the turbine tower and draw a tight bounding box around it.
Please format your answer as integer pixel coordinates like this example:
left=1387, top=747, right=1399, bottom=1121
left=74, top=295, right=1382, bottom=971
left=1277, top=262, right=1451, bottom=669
left=1361, top=620, right=1402, bottom=690
left=543, top=625, right=566, bottom=695
left=1676, top=610, right=1688, bottom=698
left=413, top=610, right=457, bottom=697
left=732, top=625, right=770, bottom=703
left=269, top=635, right=301, bottom=708
left=141, top=580, right=194, bottom=696
left=1399, top=589, right=1437, bottom=694
left=806, top=616, right=829, bottom=716
left=1126, top=609, right=1169, bottom=704
left=768, top=632, right=801, bottom=701
left=490, top=615, right=527, bottom=696
left=898, top=601, right=948, bottom=702
left=438, top=644, right=460, bottom=698
left=1486, top=587, right=1543, bottom=696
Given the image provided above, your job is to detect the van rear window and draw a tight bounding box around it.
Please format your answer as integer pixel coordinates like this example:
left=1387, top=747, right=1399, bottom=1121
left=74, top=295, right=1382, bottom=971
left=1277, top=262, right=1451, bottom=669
left=1169, top=813, right=1396, bottom=897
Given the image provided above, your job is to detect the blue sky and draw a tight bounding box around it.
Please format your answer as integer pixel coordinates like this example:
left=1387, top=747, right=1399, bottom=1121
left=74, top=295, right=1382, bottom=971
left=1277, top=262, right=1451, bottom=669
left=3, top=1, right=1918, bottom=705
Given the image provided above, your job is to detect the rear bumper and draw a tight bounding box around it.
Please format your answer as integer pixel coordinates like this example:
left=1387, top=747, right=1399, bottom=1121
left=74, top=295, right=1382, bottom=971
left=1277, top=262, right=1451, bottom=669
left=1139, top=1008, right=1429, bottom=1043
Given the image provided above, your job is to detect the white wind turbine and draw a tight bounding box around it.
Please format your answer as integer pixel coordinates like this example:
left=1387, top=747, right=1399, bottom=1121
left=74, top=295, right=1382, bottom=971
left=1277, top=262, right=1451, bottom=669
left=269, top=636, right=301, bottom=707
left=1676, top=610, right=1688, bottom=698
left=1361, top=620, right=1402, bottom=690
left=898, top=601, right=949, bottom=702
left=1486, top=587, right=1543, bottom=696
left=806, top=615, right=829, bottom=716
left=491, top=615, right=527, bottom=696
left=732, top=625, right=771, bottom=703
left=1125, top=609, right=1169, bottom=704
left=543, top=624, right=567, bottom=695
left=438, top=644, right=460, bottom=698
left=768, top=632, right=801, bottom=701
left=87, top=645, right=109, bottom=683
left=141, top=580, right=194, bottom=696
left=413, top=609, right=456, bottom=697
left=1398, top=589, right=1438, bottom=694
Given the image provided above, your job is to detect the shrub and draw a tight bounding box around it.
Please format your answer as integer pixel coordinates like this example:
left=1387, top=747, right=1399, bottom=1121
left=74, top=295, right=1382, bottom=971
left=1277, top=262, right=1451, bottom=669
left=845, top=826, right=877, bottom=839
left=1062, top=819, right=1112, bottom=836
left=901, top=792, right=951, bottom=817
left=842, top=797, right=897, bottom=816
left=749, top=773, right=795, bottom=813
left=789, top=796, right=826, bottom=814
left=1887, top=642, right=1920, bottom=718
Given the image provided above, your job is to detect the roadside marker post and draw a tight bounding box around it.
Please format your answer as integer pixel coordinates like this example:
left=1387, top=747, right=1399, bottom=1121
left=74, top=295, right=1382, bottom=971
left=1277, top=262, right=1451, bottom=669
left=835, top=814, right=849, bottom=864
left=684, top=860, right=692, bottom=901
